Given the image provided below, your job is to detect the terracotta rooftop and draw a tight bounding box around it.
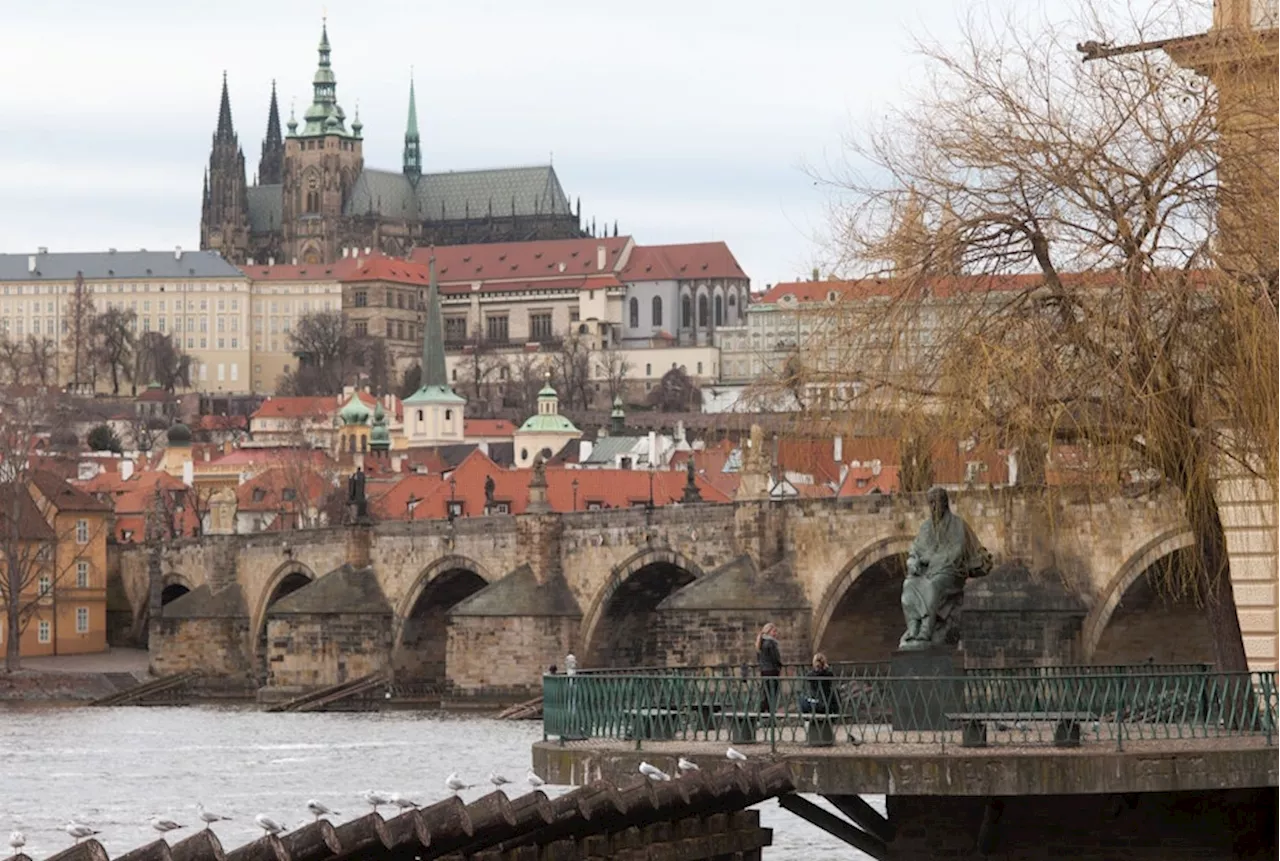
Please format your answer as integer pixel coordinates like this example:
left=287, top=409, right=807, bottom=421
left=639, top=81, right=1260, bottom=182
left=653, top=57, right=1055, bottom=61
left=251, top=396, right=343, bottom=421
left=411, top=236, right=632, bottom=280
left=622, top=242, right=747, bottom=282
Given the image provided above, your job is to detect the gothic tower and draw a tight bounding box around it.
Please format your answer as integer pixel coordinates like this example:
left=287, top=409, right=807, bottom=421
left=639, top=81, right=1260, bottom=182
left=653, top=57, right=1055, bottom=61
left=200, top=73, right=250, bottom=262
left=1166, top=0, right=1277, bottom=282
left=403, top=77, right=422, bottom=183
left=259, top=80, right=284, bottom=185
left=280, top=20, right=364, bottom=264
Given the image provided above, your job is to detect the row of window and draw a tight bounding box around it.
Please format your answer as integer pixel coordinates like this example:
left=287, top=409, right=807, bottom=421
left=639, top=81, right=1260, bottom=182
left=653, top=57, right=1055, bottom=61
left=0, top=610, right=93, bottom=644
left=441, top=313, right=555, bottom=344
left=1, top=282, right=246, bottom=296
left=35, top=560, right=93, bottom=595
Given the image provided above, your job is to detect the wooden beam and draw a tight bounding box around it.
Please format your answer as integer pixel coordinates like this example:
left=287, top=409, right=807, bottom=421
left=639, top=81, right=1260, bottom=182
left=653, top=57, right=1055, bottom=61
left=823, top=794, right=896, bottom=844
left=777, top=794, right=889, bottom=861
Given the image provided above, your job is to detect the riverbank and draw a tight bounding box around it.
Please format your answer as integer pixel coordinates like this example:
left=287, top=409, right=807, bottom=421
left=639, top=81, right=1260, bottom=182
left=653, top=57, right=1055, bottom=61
left=0, top=648, right=150, bottom=702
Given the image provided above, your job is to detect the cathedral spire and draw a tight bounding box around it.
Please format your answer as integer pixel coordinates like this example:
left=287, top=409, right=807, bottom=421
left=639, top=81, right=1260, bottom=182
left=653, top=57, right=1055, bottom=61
left=258, top=80, right=284, bottom=185
left=216, top=71, right=234, bottom=141
left=421, top=253, right=447, bottom=388
left=302, top=17, right=347, bottom=136
left=403, top=75, right=422, bottom=181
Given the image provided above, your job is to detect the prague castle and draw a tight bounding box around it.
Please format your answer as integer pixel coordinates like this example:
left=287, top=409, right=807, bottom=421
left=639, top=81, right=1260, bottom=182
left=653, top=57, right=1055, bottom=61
left=200, top=22, right=584, bottom=266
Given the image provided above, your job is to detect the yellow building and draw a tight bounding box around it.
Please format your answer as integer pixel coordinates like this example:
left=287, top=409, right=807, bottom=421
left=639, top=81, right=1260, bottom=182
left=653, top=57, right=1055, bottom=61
left=0, top=473, right=110, bottom=657
left=238, top=260, right=344, bottom=391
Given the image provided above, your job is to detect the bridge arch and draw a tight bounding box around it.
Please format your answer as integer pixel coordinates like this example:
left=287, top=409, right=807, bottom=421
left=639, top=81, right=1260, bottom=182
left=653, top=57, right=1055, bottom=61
left=1083, top=528, right=1211, bottom=663
left=811, top=535, right=914, bottom=662
left=160, top=572, right=194, bottom=606
left=251, top=561, right=318, bottom=681
left=580, top=548, right=704, bottom=669
left=392, top=555, right=495, bottom=685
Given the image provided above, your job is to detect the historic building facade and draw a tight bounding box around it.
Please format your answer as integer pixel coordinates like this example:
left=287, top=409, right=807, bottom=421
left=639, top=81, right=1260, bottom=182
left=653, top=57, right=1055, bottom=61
left=201, top=23, right=585, bottom=267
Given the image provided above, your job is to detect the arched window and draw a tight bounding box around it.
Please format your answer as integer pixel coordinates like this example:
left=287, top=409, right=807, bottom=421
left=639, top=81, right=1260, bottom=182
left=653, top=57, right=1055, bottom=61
left=681, top=295, right=692, bottom=328
left=652, top=296, right=663, bottom=328
left=728, top=291, right=737, bottom=314
left=629, top=297, right=639, bottom=329
left=698, top=295, right=709, bottom=328
left=714, top=295, right=723, bottom=326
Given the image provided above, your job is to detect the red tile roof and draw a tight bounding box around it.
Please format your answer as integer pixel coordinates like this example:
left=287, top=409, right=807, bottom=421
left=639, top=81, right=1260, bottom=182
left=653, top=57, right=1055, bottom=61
left=239, top=260, right=353, bottom=282
left=371, top=449, right=732, bottom=520
left=251, top=396, right=341, bottom=421
left=758, top=272, right=1133, bottom=306
left=29, top=471, right=111, bottom=512
left=837, top=465, right=900, bottom=497
left=622, top=242, right=747, bottom=282
left=464, top=419, right=517, bottom=439
left=236, top=467, right=334, bottom=513
left=411, top=237, right=632, bottom=280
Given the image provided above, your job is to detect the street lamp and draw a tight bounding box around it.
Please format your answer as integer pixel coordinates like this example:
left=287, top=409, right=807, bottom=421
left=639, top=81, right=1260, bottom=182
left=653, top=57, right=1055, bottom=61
left=449, top=475, right=457, bottom=522
left=572, top=478, right=579, bottom=511
left=647, top=470, right=655, bottom=510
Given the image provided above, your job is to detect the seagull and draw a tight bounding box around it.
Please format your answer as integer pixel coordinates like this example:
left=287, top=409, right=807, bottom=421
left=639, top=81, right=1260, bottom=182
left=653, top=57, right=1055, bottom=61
left=362, top=790, right=392, bottom=812
left=150, top=818, right=184, bottom=835
left=306, top=801, right=339, bottom=820
left=489, top=772, right=511, bottom=787
left=526, top=770, right=545, bottom=789
left=388, top=794, right=419, bottom=811
left=196, top=804, right=231, bottom=828
left=639, top=762, right=670, bottom=782
left=726, top=747, right=748, bottom=763
left=9, top=832, right=25, bottom=856
left=677, top=757, right=700, bottom=774
left=254, top=814, right=286, bottom=836
left=64, top=823, right=99, bottom=844
left=445, top=773, right=469, bottom=793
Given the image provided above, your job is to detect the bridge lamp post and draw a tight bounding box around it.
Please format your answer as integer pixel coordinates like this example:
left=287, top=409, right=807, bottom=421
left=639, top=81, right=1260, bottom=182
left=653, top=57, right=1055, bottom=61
left=572, top=478, right=579, bottom=511
left=448, top=476, right=457, bottom=522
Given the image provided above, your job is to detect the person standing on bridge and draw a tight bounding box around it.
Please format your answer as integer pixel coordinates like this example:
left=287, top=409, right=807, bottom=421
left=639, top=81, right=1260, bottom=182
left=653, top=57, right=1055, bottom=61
left=756, top=623, right=782, bottom=713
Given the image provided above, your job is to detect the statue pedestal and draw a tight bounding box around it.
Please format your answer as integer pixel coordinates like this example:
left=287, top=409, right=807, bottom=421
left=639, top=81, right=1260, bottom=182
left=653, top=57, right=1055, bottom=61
left=890, top=647, right=963, bottom=732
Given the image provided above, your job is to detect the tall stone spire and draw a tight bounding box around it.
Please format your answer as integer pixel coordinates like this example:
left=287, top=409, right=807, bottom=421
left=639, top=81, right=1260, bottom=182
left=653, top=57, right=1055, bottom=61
left=216, top=71, right=234, bottom=141
left=421, top=253, right=447, bottom=388
left=258, top=80, right=284, bottom=185
left=403, top=76, right=422, bottom=181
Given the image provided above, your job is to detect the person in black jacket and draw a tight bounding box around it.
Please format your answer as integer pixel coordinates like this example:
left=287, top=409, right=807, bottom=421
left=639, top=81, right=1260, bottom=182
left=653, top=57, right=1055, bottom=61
left=800, top=653, right=836, bottom=714
left=756, top=623, right=782, bottom=713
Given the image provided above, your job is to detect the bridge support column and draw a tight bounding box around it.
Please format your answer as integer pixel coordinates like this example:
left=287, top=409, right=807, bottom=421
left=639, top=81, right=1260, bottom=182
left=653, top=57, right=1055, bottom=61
left=516, top=513, right=563, bottom=584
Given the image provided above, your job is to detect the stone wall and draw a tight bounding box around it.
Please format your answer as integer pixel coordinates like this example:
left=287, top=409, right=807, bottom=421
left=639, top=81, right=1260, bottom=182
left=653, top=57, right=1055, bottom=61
left=150, top=617, right=251, bottom=679
left=963, top=564, right=1087, bottom=667
left=446, top=615, right=578, bottom=698
left=887, top=789, right=1277, bottom=860
left=649, top=607, right=811, bottom=669
left=264, top=613, right=391, bottom=691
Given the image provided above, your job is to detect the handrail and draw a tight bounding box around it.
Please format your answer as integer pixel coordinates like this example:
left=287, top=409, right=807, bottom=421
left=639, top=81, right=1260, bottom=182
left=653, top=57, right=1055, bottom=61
left=543, top=669, right=1277, bottom=750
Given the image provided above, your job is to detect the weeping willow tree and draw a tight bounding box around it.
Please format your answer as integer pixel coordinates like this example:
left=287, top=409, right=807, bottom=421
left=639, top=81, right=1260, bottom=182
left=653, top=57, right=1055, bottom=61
left=787, top=2, right=1277, bottom=671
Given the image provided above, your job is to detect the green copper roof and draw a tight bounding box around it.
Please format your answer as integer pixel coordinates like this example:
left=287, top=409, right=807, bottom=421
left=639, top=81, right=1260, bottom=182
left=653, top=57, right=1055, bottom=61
left=403, top=253, right=457, bottom=407
left=538, top=383, right=557, bottom=398
left=370, top=401, right=390, bottom=447
left=403, top=384, right=465, bottom=406
left=339, top=392, right=370, bottom=425
left=610, top=395, right=625, bottom=417
left=518, top=413, right=580, bottom=434
left=296, top=19, right=352, bottom=138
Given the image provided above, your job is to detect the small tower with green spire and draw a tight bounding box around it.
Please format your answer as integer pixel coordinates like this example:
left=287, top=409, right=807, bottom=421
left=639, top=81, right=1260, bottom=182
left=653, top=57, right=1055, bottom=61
left=403, top=252, right=466, bottom=447
left=403, top=75, right=422, bottom=183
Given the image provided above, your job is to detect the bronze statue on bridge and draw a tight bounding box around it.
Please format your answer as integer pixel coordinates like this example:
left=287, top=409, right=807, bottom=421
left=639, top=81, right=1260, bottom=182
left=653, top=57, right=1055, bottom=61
left=899, top=486, right=992, bottom=650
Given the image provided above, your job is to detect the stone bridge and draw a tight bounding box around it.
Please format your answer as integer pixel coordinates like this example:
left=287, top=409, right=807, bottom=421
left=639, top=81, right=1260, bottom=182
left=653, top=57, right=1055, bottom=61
left=129, top=485, right=1275, bottom=699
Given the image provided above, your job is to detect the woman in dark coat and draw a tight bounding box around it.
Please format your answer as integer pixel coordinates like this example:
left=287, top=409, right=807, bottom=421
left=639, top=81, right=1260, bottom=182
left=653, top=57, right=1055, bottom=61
left=756, top=623, right=782, bottom=713
left=800, top=653, right=835, bottom=714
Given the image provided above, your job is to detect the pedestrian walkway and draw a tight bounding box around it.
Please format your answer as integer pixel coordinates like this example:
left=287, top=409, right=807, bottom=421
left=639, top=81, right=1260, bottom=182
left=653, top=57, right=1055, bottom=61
left=18, top=648, right=150, bottom=676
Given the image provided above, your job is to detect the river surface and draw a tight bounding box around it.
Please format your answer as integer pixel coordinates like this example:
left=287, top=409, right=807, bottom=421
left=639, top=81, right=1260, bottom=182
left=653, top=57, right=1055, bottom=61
left=0, top=707, right=881, bottom=859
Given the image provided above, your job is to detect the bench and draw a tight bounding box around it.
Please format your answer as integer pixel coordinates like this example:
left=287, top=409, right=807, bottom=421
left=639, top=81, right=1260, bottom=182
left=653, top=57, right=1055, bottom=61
left=716, top=710, right=775, bottom=744
left=621, top=708, right=682, bottom=740
left=946, top=711, right=1096, bottom=748
left=803, top=712, right=837, bottom=747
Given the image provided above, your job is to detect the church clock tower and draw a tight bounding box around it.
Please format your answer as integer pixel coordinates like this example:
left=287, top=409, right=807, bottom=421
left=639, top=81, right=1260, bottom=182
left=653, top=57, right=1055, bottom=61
left=281, top=20, right=364, bottom=264
left=1165, top=0, right=1277, bottom=281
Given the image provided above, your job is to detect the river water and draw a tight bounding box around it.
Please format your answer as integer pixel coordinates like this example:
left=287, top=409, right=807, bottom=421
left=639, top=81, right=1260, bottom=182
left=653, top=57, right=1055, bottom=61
left=0, top=707, right=881, bottom=859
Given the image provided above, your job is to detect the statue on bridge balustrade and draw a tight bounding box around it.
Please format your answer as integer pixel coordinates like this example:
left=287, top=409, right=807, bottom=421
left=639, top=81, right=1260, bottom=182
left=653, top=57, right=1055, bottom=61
left=899, top=486, right=992, bottom=650
left=347, top=467, right=369, bottom=523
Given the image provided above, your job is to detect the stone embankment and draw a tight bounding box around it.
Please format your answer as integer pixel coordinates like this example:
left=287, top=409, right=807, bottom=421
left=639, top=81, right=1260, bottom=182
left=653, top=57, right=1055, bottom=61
left=0, top=648, right=150, bottom=703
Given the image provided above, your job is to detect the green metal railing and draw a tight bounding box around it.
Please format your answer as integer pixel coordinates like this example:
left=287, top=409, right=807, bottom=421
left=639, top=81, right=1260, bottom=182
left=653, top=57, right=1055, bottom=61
left=544, top=669, right=1277, bottom=751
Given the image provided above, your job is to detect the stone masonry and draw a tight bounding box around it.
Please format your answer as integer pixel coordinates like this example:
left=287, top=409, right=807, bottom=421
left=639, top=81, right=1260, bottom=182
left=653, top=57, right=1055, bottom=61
left=137, top=486, right=1276, bottom=698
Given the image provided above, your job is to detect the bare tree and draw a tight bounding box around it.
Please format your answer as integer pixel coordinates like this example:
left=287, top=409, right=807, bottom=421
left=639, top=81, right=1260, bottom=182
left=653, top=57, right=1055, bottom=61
left=552, top=335, right=592, bottom=411
left=0, top=339, right=23, bottom=386
left=0, top=394, right=106, bottom=672
left=804, top=2, right=1276, bottom=672
left=67, top=271, right=96, bottom=394
left=134, top=332, right=192, bottom=393
left=649, top=366, right=699, bottom=412
left=456, top=338, right=501, bottom=414
left=597, top=348, right=633, bottom=407
left=91, top=308, right=137, bottom=396
left=286, top=310, right=345, bottom=394
left=508, top=353, right=549, bottom=413
left=24, top=336, right=56, bottom=387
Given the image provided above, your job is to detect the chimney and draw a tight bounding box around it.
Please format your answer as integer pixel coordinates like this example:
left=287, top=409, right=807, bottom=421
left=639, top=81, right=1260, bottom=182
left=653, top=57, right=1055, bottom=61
left=648, top=431, right=658, bottom=468
left=223, top=439, right=232, bottom=455
left=833, top=434, right=843, bottom=463
left=174, top=246, right=182, bottom=260
left=247, top=257, right=255, bottom=266
left=579, top=440, right=594, bottom=462
left=342, top=247, right=350, bottom=258
left=38, top=246, right=48, bottom=255
left=597, top=244, right=606, bottom=271
left=27, top=255, right=36, bottom=273
left=182, top=460, right=194, bottom=487
left=292, top=257, right=298, bottom=265
left=120, top=460, right=135, bottom=481
left=391, top=453, right=403, bottom=473
left=268, top=257, right=275, bottom=266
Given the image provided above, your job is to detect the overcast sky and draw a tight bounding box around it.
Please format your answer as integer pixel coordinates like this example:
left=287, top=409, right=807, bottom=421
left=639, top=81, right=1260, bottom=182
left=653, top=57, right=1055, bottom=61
left=1, top=0, right=1065, bottom=286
